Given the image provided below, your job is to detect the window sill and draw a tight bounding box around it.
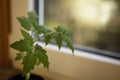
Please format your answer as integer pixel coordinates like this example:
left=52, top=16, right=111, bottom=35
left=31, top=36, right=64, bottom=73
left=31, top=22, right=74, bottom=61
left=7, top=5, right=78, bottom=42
left=36, top=41, right=120, bottom=65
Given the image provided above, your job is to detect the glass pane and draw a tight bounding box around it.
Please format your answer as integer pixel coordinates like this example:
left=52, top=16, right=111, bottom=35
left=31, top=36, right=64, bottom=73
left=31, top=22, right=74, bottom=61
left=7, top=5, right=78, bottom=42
left=44, top=0, right=120, bottom=54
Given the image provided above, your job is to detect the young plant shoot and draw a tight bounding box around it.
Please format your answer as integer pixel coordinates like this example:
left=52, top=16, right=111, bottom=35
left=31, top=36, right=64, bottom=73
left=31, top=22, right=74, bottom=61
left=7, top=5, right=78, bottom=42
left=10, top=11, right=74, bottom=80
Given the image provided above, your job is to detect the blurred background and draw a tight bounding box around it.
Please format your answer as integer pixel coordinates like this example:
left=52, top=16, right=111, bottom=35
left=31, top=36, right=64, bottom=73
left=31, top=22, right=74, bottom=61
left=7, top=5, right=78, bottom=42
left=0, top=0, right=120, bottom=80
left=44, top=0, right=120, bottom=54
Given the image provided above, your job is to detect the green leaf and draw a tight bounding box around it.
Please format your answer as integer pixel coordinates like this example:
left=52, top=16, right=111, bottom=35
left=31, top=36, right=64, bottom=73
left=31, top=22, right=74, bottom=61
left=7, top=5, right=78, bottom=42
left=21, top=29, right=33, bottom=43
left=10, top=39, right=33, bottom=52
left=32, top=24, right=41, bottom=34
left=20, top=29, right=33, bottom=52
left=54, top=33, right=62, bottom=49
left=41, top=25, right=51, bottom=34
left=55, top=25, right=68, bottom=33
left=15, top=52, right=25, bottom=60
left=63, top=35, right=74, bottom=53
left=34, top=45, right=49, bottom=68
left=36, top=25, right=51, bottom=34
left=28, top=11, right=38, bottom=25
left=17, top=17, right=31, bottom=30
left=23, top=38, right=33, bottom=52
left=10, top=11, right=74, bottom=78
left=10, top=39, right=26, bottom=52
left=44, top=34, right=51, bottom=45
left=22, top=52, right=37, bottom=76
left=28, top=11, right=38, bottom=21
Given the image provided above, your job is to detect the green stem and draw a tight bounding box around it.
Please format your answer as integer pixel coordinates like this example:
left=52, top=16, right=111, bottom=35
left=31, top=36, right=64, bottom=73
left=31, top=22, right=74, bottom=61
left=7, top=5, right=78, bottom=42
left=39, top=31, right=65, bottom=39
left=26, top=73, right=30, bottom=80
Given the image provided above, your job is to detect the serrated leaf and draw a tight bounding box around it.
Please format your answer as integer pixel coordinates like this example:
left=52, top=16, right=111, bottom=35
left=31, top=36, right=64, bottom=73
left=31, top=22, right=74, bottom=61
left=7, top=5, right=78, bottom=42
left=32, top=24, right=42, bottom=34
left=20, top=30, right=33, bottom=52
left=10, top=39, right=26, bottom=52
left=44, top=34, right=51, bottom=45
left=40, top=25, right=51, bottom=34
left=10, top=39, right=33, bottom=52
left=21, top=29, right=33, bottom=43
left=17, top=17, right=31, bottom=30
left=23, top=38, right=33, bottom=52
left=28, top=11, right=38, bottom=25
left=55, top=25, right=68, bottom=33
left=22, top=52, right=37, bottom=76
left=32, top=25, right=51, bottom=35
left=63, top=35, right=74, bottom=53
left=15, top=52, right=25, bottom=60
left=34, top=45, right=49, bottom=68
left=10, top=11, right=74, bottom=79
left=28, top=11, right=38, bottom=21
left=54, top=33, right=62, bottom=49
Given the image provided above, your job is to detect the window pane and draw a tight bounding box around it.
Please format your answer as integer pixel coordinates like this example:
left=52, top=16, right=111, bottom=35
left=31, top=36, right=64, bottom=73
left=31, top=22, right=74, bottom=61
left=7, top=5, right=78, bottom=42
left=44, top=0, right=120, bottom=54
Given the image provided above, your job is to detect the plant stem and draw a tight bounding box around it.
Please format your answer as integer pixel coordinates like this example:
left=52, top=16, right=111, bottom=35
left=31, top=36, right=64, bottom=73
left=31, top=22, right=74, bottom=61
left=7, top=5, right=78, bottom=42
left=26, top=73, right=30, bottom=80
left=39, top=31, right=64, bottom=39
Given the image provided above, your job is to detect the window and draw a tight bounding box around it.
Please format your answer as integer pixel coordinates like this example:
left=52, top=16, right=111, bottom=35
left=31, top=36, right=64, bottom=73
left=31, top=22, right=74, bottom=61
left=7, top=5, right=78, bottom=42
left=33, top=0, right=120, bottom=60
